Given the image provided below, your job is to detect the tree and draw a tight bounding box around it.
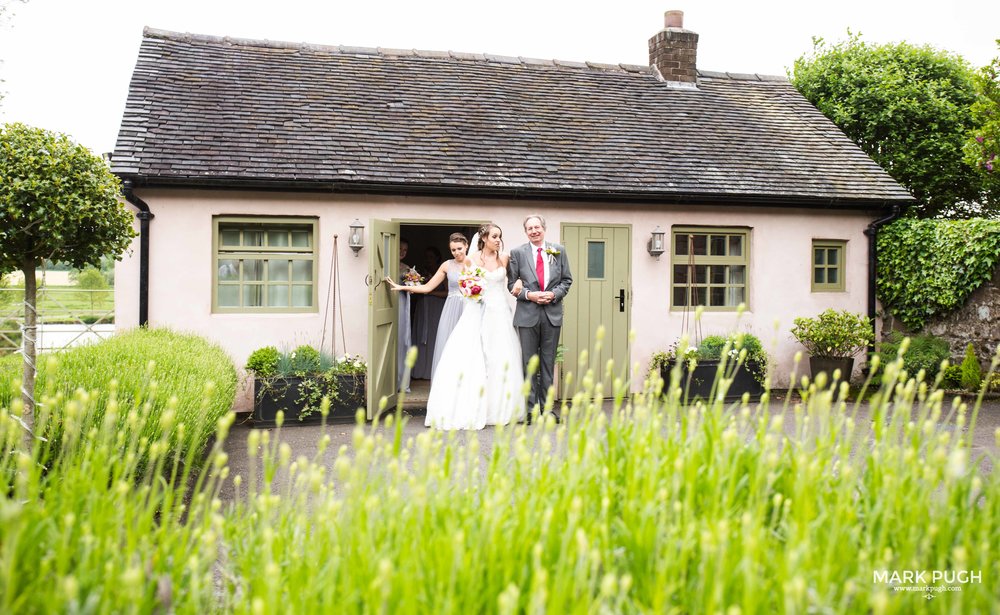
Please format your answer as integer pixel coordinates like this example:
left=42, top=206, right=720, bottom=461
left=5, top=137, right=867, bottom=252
left=966, top=42, right=1000, bottom=212
left=791, top=34, right=986, bottom=217
left=0, top=123, right=134, bottom=436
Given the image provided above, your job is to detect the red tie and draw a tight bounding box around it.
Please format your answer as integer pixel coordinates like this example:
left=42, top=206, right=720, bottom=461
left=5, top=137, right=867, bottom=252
left=536, top=247, right=545, bottom=291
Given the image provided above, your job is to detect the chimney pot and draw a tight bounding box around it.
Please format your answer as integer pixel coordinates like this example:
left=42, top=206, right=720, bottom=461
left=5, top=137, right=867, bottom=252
left=649, top=9, right=698, bottom=84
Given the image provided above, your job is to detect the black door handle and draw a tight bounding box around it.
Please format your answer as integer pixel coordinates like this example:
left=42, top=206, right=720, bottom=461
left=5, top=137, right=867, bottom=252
left=614, top=289, right=625, bottom=312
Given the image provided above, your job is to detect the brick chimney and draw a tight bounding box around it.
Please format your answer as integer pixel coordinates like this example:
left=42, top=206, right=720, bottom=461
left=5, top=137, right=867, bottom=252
left=648, top=10, right=698, bottom=83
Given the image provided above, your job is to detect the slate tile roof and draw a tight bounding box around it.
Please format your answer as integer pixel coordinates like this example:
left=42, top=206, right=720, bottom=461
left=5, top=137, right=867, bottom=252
left=112, top=27, right=913, bottom=207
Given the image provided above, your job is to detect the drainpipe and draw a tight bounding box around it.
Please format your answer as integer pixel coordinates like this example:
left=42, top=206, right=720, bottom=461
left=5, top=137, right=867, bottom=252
left=863, top=203, right=903, bottom=357
left=121, top=181, right=154, bottom=326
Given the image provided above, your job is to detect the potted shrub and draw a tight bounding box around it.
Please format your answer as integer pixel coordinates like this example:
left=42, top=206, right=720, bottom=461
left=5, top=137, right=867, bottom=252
left=790, top=309, right=872, bottom=382
left=245, top=344, right=367, bottom=426
left=651, top=332, right=768, bottom=402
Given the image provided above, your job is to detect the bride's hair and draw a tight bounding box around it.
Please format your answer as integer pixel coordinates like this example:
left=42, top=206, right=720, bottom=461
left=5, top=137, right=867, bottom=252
left=477, top=223, right=502, bottom=252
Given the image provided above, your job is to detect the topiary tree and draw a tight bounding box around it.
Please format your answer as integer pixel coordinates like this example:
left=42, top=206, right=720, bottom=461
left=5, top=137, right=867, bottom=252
left=0, top=123, right=135, bottom=438
left=959, top=343, right=983, bottom=392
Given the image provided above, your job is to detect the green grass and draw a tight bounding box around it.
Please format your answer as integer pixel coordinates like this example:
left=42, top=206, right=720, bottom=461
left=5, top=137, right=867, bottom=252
left=0, top=285, right=114, bottom=322
left=0, top=336, right=998, bottom=613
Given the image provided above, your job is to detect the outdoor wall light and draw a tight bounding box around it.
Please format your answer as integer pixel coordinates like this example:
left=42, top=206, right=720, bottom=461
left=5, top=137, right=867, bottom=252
left=647, top=226, right=666, bottom=259
left=348, top=219, right=365, bottom=256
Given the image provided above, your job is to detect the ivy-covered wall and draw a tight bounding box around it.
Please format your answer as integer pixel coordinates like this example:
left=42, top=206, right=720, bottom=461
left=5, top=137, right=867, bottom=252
left=878, top=217, right=1000, bottom=365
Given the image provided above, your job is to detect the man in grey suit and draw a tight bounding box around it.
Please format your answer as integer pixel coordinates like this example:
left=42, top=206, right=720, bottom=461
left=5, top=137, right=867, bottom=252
left=507, top=214, right=573, bottom=420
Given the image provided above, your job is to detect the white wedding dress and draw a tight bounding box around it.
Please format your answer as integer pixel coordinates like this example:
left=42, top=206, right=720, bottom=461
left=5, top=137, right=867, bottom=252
left=424, top=267, right=525, bottom=430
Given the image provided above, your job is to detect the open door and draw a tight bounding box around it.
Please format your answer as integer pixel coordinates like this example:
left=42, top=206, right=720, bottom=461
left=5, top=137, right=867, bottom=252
left=367, top=219, right=401, bottom=420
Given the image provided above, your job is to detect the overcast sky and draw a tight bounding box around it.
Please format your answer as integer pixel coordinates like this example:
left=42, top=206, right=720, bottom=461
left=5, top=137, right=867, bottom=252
left=0, top=0, right=996, bottom=154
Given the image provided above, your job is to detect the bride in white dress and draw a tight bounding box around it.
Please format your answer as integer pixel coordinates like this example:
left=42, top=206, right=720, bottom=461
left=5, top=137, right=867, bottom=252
left=422, top=223, right=525, bottom=430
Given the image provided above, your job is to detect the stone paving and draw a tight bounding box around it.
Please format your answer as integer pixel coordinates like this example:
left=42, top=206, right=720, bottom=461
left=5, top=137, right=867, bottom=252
left=219, top=396, right=1000, bottom=502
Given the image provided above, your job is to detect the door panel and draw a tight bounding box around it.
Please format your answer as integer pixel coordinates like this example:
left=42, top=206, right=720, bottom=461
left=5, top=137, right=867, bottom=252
left=561, top=224, right=631, bottom=399
left=367, top=219, right=400, bottom=419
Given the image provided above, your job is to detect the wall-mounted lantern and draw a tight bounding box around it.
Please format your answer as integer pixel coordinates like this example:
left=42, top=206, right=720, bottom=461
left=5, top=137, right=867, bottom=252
left=348, top=219, right=364, bottom=257
left=647, top=226, right=666, bottom=259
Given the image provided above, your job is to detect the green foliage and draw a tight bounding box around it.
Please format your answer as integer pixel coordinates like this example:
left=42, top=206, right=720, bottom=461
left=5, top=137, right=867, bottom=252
left=3, top=340, right=1000, bottom=612
left=245, top=345, right=279, bottom=377
left=877, top=217, right=1000, bottom=330
left=249, top=344, right=367, bottom=420
left=941, top=364, right=964, bottom=389
left=651, top=332, right=769, bottom=384
left=0, top=123, right=135, bottom=274
left=71, top=265, right=109, bottom=291
left=876, top=332, right=951, bottom=380
left=791, top=309, right=873, bottom=358
left=0, top=273, right=11, bottom=308
left=791, top=34, right=985, bottom=217
left=965, top=44, right=1000, bottom=207
left=960, top=343, right=983, bottom=391
left=0, top=328, right=236, bottom=459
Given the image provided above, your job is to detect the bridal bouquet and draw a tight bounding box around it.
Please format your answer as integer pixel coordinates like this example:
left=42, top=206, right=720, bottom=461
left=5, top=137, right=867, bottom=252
left=458, top=267, right=485, bottom=302
left=401, top=267, right=424, bottom=286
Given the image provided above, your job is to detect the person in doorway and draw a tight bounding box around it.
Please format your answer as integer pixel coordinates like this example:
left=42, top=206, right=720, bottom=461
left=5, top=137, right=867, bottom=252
left=389, top=224, right=524, bottom=429
left=388, top=233, right=471, bottom=378
left=507, top=214, right=573, bottom=421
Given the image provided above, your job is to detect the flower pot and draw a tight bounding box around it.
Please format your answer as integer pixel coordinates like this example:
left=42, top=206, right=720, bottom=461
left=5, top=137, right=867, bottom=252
left=253, top=374, right=366, bottom=427
left=661, top=359, right=765, bottom=402
left=808, top=356, right=855, bottom=383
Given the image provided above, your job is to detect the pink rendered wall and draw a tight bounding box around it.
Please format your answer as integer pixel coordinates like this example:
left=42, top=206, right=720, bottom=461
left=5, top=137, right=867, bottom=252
left=115, top=189, right=875, bottom=407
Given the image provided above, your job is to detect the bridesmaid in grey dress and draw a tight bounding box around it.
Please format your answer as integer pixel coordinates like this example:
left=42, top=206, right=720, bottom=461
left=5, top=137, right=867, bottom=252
left=387, top=233, right=471, bottom=377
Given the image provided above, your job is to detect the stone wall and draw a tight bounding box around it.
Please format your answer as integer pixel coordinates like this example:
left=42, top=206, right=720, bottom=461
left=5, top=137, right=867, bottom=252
left=922, top=264, right=1000, bottom=367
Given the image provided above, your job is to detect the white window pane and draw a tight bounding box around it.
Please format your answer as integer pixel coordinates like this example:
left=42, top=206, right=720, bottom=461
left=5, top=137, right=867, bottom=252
left=270, top=260, right=290, bottom=282
left=292, top=260, right=312, bottom=281
left=244, top=231, right=264, bottom=247
left=268, top=285, right=290, bottom=307
left=218, top=285, right=239, bottom=306
left=729, top=236, right=743, bottom=257
left=218, top=259, right=239, bottom=281
left=728, top=266, right=745, bottom=284
left=220, top=229, right=240, bottom=246
left=243, top=285, right=264, bottom=307
left=728, top=286, right=745, bottom=306
left=292, top=285, right=312, bottom=307
left=244, top=260, right=264, bottom=281
left=291, top=231, right=310, bottom=248
left=268, top=231, right=289, bottom=247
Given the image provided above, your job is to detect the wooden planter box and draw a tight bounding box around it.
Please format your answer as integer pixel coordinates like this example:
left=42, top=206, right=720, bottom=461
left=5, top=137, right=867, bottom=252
left=661, top=359, right=765, bottom=402
left=252, top=374, right=365, bottom=427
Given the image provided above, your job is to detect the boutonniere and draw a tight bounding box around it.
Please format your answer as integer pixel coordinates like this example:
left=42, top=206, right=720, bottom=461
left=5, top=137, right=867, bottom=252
left=544, top=247, right=560, bottom=257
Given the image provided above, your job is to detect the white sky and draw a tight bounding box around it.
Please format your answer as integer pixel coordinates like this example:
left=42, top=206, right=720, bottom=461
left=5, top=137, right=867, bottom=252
left=0, top=0, right=997, bottom=154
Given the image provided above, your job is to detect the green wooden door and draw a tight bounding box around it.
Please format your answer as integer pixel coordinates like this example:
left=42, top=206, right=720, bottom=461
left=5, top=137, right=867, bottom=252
left=560, top=224, right=631, bottom=399
left=367, top=219, right=400, bottom=419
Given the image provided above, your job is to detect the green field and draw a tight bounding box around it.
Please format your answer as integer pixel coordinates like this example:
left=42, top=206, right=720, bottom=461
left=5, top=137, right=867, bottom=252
left=0, top=286, right=114, bottom=353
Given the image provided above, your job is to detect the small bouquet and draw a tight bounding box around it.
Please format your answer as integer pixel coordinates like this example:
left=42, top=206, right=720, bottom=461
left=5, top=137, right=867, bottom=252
left=401, top=267, right=424, bottom=286
left=458, top=267, right=486, bottom=302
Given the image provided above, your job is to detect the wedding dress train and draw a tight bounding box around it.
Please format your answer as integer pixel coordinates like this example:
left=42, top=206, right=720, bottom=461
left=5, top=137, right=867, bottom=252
left=424, top=267, right=524, bottom=430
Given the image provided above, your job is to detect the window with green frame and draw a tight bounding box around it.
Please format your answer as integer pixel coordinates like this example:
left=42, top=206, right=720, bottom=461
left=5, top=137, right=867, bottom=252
left=812, top=240, right=845, bottom=292
left=213, top=217, right=318, bottom=313
left=671, top=227, right=749, bottom=310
